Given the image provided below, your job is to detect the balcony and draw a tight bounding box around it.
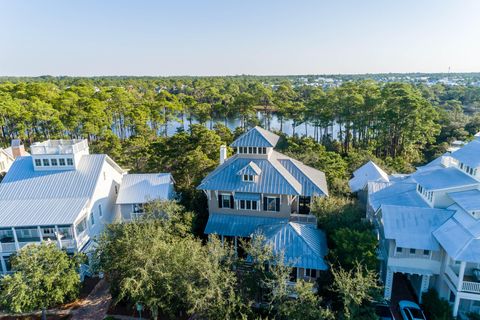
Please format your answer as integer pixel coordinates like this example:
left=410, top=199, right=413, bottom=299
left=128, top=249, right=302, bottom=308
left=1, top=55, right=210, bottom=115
left=289, top=213, right=317, bottom=225
left=0, top=242, right=16, bottom=252
left=445, top=264, right=480, bottom=295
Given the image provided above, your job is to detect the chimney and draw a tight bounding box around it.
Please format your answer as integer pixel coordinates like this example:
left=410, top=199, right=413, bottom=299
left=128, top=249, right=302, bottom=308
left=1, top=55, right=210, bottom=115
left=220, top=145, right=227, bottom=165
left=11, top=139, right=26, bottom=159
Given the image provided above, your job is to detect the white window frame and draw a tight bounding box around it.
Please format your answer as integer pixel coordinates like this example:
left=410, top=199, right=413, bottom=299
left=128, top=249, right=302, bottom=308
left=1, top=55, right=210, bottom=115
left=265, top=196, right=279, bottom=212
left=238, top=199, right=258, bottom=211
left=242, top=174, right=254, bottom=182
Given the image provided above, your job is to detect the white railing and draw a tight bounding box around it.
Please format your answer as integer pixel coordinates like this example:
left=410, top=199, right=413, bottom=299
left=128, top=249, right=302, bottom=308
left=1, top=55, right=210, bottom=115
left=61, top=239, right=75, bottom=249
left=289, top=214, right=317, bottom=224
left=31, top=139, right=88, bottom=155
left=462, top=281, right=480, bottom=294
left=392, top=250, right=439, bottom=260
left=446, top=265, right=459, bottom=286
left=1, top=242, right=16, bottom=252
left=17, top=241, right=39, bottom=249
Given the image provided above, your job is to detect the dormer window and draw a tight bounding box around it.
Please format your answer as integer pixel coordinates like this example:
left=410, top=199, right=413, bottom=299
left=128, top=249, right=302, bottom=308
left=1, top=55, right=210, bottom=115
left=59, top=158, right=66, bottom=166
left=51, top=159, right=58, bottom=166
left=42, top=159, right=50, bottom=166
left=243, top=174, right=254, bottom=182
left=67, top=158, right=73, bottom=166
left=237, top=146, right=268, bottom=154
left=35, top=159, right=42, bottom=166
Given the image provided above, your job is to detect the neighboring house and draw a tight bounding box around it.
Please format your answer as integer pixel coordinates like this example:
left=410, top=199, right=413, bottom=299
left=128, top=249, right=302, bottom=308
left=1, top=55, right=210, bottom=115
left=198, top=126, right=329, bottom=283
left=363, top=139, right=480, bottom=317
left=349, top=160, right=390, bottom=206
left=0, top=139, right=28, bottom=176
left=116, top=173, right=175, bottom=221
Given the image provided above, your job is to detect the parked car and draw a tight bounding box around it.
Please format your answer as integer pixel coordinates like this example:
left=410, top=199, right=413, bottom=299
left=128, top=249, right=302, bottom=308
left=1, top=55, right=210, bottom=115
left=398, top=300, right=427, bottom=320
left=374, top=302, right=395, bottom=320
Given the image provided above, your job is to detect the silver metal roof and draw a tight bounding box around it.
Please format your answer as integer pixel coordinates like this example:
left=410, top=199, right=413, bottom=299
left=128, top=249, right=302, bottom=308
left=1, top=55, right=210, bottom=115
left=204, top=213, right=288, bottom=237
left=349, top=161, right=389, bottom=192
left=412, top=167, right=478, bottom=190
left=381, top=205, right=453, bottom=251
left=0, top=154, right=112, bottom=227
left=230, top=126, right=280, bottom=148
left=369, top=181, right=428, bottom=212
left=451, top=139, right=480, bottom=168
left=116, top=173, right=174, bottom=204
left=448, top=189, right=480, bottom=212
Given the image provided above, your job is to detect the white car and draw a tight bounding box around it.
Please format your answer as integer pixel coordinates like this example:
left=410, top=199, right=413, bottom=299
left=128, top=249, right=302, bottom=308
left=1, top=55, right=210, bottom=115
left=398, top=300, right=427, bottom=320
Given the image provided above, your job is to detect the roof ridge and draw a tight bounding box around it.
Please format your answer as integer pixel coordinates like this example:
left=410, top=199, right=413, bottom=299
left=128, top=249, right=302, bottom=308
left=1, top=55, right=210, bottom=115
left=281, top=154, right=328, bottom=196
left=268, top=154, right=302, bottom=195
left=289, top=222, right=324, bottom=256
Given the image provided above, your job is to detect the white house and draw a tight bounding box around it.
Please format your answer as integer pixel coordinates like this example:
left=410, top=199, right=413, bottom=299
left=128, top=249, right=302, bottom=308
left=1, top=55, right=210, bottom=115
left=0, top=140, right=173, bottom=273
left=116, top=173, right=175, bottom=221
left=360, top=140, right=480, bottom=318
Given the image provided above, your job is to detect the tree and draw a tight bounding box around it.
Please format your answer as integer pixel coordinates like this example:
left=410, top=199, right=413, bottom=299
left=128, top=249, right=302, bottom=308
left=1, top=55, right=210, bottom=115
left=96, top=201, right=247, bottom=320
left=421, top=289, right=454, bottom=320
left=279, top=280, right=334, bottom=320
left=0, top=243, right=80, bottom=320
left=330, top=228, right=378, bottom=271
left=331, top=263, right=380, bottom=320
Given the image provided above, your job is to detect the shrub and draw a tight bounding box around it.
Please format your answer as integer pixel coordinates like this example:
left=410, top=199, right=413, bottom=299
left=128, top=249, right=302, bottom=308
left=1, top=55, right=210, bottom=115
left=421, top=289, right=454, bottom=320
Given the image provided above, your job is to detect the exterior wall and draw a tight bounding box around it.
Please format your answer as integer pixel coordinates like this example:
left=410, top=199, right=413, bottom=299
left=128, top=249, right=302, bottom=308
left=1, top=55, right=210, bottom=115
left=73, top=159, right=123, bottom=251
left=207, top=190, right=291, bottom=219
left=432, top=184, right=479, bottom=208
left=118, top=204, right=134, bottom=221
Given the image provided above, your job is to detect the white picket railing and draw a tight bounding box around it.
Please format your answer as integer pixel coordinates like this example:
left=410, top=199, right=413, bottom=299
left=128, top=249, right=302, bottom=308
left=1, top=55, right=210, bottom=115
left=462, top=281, right=480, bottom=294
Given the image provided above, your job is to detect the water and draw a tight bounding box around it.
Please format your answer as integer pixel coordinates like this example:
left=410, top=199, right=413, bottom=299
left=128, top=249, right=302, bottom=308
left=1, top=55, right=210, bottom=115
left=166, top=112, right=342, bottom=140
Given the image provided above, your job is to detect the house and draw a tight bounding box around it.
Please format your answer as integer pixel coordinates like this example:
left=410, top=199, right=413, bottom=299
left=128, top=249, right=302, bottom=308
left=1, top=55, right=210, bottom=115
left=363, top=139, right=480, bottom=317
left=198, top=126, right=329, bottom=283
left=0, top=138, right=177, bottom=275
left=116, top=173, right=175, bottom=221
left=0, top=140, right=28, bottom=176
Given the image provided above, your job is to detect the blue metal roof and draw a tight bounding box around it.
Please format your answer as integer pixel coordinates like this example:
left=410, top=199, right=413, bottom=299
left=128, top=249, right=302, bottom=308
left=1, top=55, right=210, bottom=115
left=452, top=139, right=480, bottom=168
left=198, top=156, right=302, bottom=195
left=277, top=155, right=328, bottom=196
left=231, top=126, right=280, bottom=148
left=204, top=213, right=288, bottom=237
left=412, top=167, right=478, bottom=190
left=236, top=161, right=262, bottom=176
left=259, top=222, right=328, bottom=270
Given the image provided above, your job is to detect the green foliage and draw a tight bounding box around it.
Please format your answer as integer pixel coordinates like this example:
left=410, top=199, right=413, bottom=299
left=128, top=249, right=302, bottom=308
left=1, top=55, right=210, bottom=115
left=330, top=228, right=378, bottom=271
left=421, top=289, right=454, bottom=320
left=96, top=201, right=247, bottom=320
left=331, top=263, right=381, bottom=320
left=0, top=243, right=80, bottom=314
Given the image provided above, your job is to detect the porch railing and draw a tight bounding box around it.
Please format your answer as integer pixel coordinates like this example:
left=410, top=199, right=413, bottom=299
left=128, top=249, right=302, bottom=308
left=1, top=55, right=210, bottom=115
left=289, top=213, right=317, bottom=224
left=462, top=281, right=480, bottom=294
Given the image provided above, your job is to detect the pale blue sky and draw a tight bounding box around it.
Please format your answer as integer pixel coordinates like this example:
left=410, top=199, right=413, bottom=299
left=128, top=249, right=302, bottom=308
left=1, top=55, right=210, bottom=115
left=1, top=0, right=479, bottom=76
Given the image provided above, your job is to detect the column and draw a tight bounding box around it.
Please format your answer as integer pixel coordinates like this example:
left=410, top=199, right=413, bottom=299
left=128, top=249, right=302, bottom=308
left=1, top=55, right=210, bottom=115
left=11, top=227, right=19, bottom=251
left=458, top=261, right=466, bottom=291
left=384, top=269, right=394, bottom=300
left=55, top=225, right=62, bottom=249
left=453, top=294, right=460, bottom=317
left=419, top=275, right=430, bottom=303
left=37, top=226, right=43, bottom=242
left=0, top=256, right=6, bottom=275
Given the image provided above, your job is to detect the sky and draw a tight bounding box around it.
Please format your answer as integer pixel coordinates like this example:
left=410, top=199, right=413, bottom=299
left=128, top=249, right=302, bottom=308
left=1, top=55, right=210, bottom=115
left=0, top=0, right=479, bottom=76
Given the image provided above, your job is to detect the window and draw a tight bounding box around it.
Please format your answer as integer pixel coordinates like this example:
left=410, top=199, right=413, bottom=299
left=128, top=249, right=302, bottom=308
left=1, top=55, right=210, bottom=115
left=243, top=174, right=254, bottom=182
left=67, top=158, right=73, bottom=166
left=248, top=147, right=253, bottom=154
left=305, top=268, right=317, bottom=278
left=51, top=158, right=58, bottom=166
left=90, top=212, right=95, bottom=226
left=289, top=267, right=298, bottom=282
left=396, top=247, right=403, bottom=253
left=75, top=217, right=87, bottom=234
left=133, top=203, right=144, bottom=214
left=35, top=159, right=42, bottom=166
left=218, top=194, right=234, bottom=209
left=98, top=204, right=103, bottom=217
left=423, top=250, right=430, bottom=256
left=115, top=185, right=118, bottom=194
left=262, top=147, right=267, bottom=154
left=264, top=196, right=280, bottom=212
left=59, top=158, right=66, bottom=166
left=42, top=159, right=50, bottom=166
left=410, top=248, right=416, bottom=254
left=239, top=199, right=257, bottom=210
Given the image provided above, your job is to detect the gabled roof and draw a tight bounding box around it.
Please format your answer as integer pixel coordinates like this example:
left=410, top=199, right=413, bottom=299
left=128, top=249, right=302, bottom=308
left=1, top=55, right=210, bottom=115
left=451, top=139, right=480, bottom=168
left=231, top=126, right=280, bottom=148
left=259, top=222, right=328, bottom=270
left=204, top=213, right=288, bottom=237
left=236, top=161, right=262, bottom=176
left=412, top=167, right=478, bottom=190
left=0, top=154, right=118, bottom=227
left=448, top=189, right=480, bottom=212
left=116, top=173, right=174, bottom=205
left=381, top=205, right=454, bottom=251
left=349, top=161, right=389, bottom=192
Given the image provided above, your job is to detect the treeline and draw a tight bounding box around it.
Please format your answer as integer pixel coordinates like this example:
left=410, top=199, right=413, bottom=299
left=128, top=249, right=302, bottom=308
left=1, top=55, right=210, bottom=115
left=1, top=78, right=480, bottom=165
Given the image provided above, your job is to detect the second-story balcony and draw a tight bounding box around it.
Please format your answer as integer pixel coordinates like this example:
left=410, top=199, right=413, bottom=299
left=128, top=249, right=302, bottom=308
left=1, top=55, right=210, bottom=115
left=445, top=262, right=480, bottom=295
